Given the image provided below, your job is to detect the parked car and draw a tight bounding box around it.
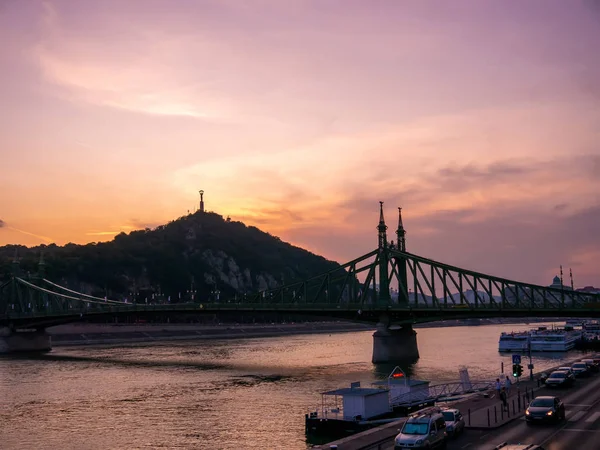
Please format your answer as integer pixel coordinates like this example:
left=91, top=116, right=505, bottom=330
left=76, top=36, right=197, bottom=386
left=525, top=396, right=565, bottom=424
left=544, top=370, right=575, bottom=388
left=571, top=362, right=590, bottom=377
left=394, top=407, right=448, bottom=449
left=441, top=408, right=465, bottom=437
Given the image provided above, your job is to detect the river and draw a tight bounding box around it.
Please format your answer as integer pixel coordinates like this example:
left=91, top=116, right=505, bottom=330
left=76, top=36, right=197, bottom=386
left=0, top=322, right=589, bottom=449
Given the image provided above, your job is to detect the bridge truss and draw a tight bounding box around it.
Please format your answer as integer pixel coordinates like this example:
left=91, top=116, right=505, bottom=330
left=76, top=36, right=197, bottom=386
left=1, top=205, right=599, bottom=328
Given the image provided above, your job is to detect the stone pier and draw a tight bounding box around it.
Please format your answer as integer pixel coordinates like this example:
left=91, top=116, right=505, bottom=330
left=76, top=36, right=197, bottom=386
left=372, top=323, right=419, bottom=363
left=0, top=328, right=52, bottom=353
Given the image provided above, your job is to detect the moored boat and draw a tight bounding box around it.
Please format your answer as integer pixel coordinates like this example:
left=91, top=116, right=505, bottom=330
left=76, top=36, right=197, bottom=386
left=498, top=331, right=530, bottom=352
left=583, top=321, right=600, bottom=334
left=305, top=367, right=431, bottom=440
left=498, top=325, right=582, bottom=352
left=529, top=326, right=582, bottom=352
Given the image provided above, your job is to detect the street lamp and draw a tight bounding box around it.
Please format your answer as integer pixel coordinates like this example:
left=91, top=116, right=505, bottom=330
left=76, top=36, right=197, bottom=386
left=528, top=338, right=534, bottom=381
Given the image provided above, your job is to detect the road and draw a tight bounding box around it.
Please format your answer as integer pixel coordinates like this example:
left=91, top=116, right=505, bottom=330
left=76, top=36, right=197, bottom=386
left=383, top=372, right=600, bottom=450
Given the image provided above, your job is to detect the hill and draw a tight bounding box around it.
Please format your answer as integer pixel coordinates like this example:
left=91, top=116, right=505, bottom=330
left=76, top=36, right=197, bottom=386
left=0, top=212, right=340, bottom=302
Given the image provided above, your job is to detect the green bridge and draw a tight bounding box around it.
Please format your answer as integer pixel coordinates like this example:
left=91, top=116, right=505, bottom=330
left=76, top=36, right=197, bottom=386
left=2, top=203, right=599, bottom=360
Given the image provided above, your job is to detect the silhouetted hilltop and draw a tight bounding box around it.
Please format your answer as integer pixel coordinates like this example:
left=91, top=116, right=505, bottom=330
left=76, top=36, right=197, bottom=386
left=0, top=212, right=340, bottom=301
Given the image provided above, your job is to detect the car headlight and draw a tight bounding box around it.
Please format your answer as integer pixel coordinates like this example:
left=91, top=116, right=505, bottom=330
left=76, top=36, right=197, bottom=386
left=415, top=439, right=423, bottom=445
left=547, top=411, right=553, bottom=416
left=525, top=410, right=530, bottom=415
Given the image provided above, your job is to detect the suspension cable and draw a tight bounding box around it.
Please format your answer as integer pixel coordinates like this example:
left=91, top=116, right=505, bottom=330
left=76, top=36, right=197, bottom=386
left=42, top=279, right=128, bottom=305
left=16, top=278, right=129, bottom=306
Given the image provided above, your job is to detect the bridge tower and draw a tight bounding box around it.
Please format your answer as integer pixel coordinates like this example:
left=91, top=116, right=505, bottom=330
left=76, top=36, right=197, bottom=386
left=396, top=207, right=409, bottom=305
left=377, top=201, right=391, bottom=303
left=396, top=207, right=406, bottom=251
left=372, top=204, right=418, bottom=363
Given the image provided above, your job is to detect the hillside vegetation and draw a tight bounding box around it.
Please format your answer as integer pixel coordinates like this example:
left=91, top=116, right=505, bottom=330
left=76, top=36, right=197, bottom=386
left=0, top=212, right=340, bottom=302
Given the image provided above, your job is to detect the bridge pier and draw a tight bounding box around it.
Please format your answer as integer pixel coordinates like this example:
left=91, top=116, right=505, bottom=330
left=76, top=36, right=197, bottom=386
left=372, top=323, right=419, bottom=363
left=0, top=328, right=52, bottom=353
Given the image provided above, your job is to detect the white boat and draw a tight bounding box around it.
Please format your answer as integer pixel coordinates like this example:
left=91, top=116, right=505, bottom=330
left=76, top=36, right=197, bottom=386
left=305, top=367, right=431, bottom=438
left=582, top=321, right=600, bottom=341
left=498, top=332, right=530, bottom=352
left=499, top=326, right=582, bottom=352
left=528, top=326, right=582, bottom=352
left=583, top=321, right=600, bottom=333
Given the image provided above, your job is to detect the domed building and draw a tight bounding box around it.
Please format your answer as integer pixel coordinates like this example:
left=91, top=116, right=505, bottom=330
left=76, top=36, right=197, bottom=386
left=549, top=275, right=572, bottom=290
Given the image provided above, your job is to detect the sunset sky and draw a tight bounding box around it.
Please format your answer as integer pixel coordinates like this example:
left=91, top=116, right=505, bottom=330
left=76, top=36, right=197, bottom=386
left=1, top=0, right=599, bottom=287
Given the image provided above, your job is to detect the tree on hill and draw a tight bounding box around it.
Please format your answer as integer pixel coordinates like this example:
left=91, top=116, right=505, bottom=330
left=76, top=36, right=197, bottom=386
left=0, top=212, right=340, bottom=302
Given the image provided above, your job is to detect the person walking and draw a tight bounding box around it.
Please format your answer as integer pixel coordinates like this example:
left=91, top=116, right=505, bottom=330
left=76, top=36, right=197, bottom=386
left=495, top=378, right=502, bottom=398
left=500, top=387, right=508, bottom=411
left=505, top=376, right=512, bottom=396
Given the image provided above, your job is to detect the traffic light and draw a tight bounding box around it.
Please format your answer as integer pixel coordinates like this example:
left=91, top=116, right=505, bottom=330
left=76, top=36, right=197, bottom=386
left=512, top=364, right=523, bottom=377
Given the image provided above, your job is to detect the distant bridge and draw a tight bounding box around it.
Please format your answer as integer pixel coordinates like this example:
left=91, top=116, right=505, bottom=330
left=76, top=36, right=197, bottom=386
left=1, top=204, right=599, bottom=358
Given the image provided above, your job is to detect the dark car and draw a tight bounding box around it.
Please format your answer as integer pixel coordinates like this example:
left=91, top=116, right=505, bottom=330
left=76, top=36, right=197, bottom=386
left=544, top=370, right=575, bottom=388
left=581, top=359, right=600, bottom=373
left=571, top=362, right=589, bottom=377
left=525, top=396, right=565, bottom=424
left=556, top=366, right=574, bottom=375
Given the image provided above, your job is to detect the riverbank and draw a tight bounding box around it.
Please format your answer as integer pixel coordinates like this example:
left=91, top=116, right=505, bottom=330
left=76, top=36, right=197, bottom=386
left=46, top=317, right=573, bottom=348
left=47, top=322, right=375, bottom=347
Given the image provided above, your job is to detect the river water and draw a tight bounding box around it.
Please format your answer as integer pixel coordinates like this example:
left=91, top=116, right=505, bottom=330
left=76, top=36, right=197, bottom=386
left=0, top=322, right=589, bottom=449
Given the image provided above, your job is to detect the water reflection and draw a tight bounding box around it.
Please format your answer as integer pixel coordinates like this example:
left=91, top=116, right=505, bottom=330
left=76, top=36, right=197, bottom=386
left=0, top=322, right=593, bottom=450
left=371, top=359, right=419, bottom=379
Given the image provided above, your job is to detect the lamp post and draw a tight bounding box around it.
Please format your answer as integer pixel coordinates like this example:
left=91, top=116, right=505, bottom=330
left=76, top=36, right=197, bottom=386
left=528, top=338, right=534, bottom=381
